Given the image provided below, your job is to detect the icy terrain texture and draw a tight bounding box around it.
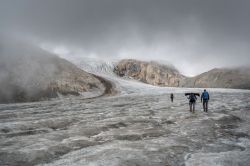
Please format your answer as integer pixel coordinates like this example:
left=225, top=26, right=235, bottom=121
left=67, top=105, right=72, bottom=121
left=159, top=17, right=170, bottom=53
left=0, top=56, right=250, bottom=166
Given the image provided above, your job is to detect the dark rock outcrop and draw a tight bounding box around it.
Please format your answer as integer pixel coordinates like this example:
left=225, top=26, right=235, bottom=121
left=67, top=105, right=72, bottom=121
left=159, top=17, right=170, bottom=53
left=114, top=59, right=185, bottom=87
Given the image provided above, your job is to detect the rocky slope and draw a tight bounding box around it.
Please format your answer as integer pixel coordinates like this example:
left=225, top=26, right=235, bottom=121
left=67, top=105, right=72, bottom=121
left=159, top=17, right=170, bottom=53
left=0, top=42, right=112, bottom=103
left=114, top=59, right=250, bottom=89
left=114, top=59, right=185, bottom=87
left=181, top=67, right=250, bottom=89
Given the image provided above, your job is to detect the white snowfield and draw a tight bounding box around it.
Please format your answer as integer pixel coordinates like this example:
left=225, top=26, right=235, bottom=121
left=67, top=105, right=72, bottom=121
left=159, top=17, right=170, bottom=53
left=0, top=57, right=250, bottom=166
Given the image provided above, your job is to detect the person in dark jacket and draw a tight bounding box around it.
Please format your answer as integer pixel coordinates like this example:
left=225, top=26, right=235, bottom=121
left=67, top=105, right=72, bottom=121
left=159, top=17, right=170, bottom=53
left=170, top=93, right=174, bottom=102
left=201, top=89, right=210, bottom=112
left=187, top=93, right=198, bottom=113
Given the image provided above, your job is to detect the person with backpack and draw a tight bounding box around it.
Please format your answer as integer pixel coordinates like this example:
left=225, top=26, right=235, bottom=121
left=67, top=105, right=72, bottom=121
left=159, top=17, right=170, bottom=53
left=201, top=89, right=210, bottom=112
left=186, top=93, right=198, bottom=113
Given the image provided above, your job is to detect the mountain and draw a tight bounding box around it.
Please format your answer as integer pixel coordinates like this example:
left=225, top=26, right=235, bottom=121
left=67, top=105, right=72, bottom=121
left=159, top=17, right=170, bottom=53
left=114, top=59, right=185, bottom=87
left=181, top=67, right=250, bottom=89
left=114, top=59, right=250, bottom=90
left=0, top=42, right=113, bottom=103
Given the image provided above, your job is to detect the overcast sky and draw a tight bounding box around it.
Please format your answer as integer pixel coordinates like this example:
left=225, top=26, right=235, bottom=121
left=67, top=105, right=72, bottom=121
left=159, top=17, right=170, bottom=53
left=1, top=0, right=250, bottom=76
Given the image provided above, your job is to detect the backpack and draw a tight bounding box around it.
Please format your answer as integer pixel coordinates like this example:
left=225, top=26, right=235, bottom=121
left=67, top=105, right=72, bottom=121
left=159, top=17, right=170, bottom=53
left=203, top=92, right=209, bottom=100
left=190, top=93, right=196, bottom=102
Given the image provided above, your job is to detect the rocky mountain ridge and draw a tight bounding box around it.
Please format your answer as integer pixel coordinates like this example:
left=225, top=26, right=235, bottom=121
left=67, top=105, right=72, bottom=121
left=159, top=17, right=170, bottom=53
left=114, top=59, right=185, bottom=87
left=114, top=59, right=250, bottom=89
left=182, top=67, right=250, bottom=89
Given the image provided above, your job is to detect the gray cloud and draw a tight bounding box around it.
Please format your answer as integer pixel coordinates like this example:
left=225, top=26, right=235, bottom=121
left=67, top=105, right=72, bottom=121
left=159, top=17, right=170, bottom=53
left=1, top=0, right=250, bottom=76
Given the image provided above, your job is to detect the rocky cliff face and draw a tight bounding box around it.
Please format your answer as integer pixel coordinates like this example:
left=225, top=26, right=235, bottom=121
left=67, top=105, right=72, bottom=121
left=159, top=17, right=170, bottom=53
left=0, top=42, right=109, bottom=103
left=114, top=59, right=250, bottom=90
left=114, top=59, right=185, bottom=87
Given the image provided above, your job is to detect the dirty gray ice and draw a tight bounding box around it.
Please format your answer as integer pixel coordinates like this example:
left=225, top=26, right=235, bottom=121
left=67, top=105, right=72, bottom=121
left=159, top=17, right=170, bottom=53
left=0, top=57, right=250, bottom=166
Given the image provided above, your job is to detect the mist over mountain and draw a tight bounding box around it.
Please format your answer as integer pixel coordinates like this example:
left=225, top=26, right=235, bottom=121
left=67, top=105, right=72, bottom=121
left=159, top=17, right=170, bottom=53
left=0, top=39, right=110, bottom=103
left=1, top=1, right=250, bottom=165
left=1, top=0, right=250, bottom=76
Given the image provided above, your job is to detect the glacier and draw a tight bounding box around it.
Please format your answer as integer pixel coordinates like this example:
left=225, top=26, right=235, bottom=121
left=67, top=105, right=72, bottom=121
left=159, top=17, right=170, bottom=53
left=0, top=56, right=250, bottom=166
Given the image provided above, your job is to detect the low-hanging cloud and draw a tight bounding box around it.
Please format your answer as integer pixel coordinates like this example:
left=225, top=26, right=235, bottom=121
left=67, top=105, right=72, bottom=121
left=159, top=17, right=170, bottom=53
left=1, top=0, right=250, bottom=76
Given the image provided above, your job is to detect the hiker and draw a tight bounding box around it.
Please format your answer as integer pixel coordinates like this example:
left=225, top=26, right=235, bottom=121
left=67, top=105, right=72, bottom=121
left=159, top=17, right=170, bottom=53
left=201, top=89, right=210, bottom=112
left=185, top=93, right=199, bottom=113
left=170, top=93, right=174, bottom=102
